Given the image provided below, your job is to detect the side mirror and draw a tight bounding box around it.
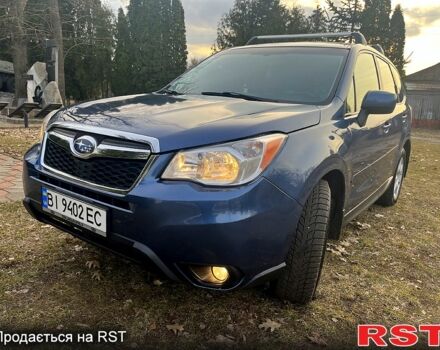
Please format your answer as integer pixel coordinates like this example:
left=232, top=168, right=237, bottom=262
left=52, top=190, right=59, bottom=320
left=358, top=91, right=397, bottom=127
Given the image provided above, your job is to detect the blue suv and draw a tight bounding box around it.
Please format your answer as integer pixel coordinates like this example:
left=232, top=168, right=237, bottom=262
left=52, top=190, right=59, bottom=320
left=23, top=32, right=411, bottom=304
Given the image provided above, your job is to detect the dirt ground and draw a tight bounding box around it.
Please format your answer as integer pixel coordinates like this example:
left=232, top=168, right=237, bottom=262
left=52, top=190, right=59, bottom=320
left=0, top=127, right=439, bottom=349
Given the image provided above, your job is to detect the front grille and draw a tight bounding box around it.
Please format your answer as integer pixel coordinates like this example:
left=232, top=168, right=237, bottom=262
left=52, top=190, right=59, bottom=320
left=38, top=174, right=131, bottom=210
left=44, top=138, right=148, bottom=191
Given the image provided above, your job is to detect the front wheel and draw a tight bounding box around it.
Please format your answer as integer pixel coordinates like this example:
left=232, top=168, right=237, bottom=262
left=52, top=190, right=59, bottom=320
left=377, top=150, right=407, bottom=207
left=273, top=180, right=331, bottom=304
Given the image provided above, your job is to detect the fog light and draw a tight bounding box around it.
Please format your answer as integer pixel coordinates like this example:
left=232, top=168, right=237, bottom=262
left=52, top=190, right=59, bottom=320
left=211, top=266, right=229, bottom=282
left=190, top=265, right=230, bottom=285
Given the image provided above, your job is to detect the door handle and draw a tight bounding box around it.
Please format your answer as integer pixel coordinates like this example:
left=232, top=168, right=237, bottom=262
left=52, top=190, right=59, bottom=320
left=383, top=122, right=392, bottom=134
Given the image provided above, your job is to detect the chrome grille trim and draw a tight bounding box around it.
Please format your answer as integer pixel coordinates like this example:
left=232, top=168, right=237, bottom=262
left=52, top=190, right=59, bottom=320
left=48, top=129, right=151, bottom=160
left=47, top=121, right=160, bottom=153
left=40, top=123, right=160, bottom=194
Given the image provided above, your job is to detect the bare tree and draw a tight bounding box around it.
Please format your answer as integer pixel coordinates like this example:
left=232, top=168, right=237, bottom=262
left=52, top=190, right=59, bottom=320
left=48, top=0, right=65, bottom=102
left=7, top=0, right=29, bottom=103
left=188, top=57, right=203, bottom=69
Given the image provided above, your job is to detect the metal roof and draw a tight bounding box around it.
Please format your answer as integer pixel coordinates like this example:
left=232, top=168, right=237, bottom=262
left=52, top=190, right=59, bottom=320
left=0, top=60, right=14, bottom=74
left=406, top=63, right=440, bottom=82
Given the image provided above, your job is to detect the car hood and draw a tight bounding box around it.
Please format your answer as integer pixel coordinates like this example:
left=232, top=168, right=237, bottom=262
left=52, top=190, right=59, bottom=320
left=49, top=94, right=321, bottom=152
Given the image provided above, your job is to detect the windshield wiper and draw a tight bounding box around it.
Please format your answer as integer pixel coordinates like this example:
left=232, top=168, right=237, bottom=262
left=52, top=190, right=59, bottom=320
left=201, top=91, right=275, bottom=102
left=159, top=88, right=183, bottom=95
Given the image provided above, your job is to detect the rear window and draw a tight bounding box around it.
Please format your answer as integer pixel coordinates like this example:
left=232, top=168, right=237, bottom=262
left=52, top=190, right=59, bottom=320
left=168, top=47, right=349, bottom=105
left=377, top=59, right=397, bottom=94
left=354, top=53, right=380, bottom=109
left=390, top=65, right=405, bottom=102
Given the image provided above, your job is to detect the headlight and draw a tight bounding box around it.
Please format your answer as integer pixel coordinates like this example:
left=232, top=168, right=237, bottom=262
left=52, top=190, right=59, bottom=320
left=162, top=134, right=287, bottom=186
left=38, top=110, right=58, bottom=142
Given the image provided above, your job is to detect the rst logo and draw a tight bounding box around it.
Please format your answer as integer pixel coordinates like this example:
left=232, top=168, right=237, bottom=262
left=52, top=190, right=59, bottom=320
left=358, top=324, right=440, bottom=347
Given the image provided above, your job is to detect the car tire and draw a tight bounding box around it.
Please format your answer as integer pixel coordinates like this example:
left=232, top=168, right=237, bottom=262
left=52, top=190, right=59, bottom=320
left=376, top=150, right=407, bottom=207
left=274, top=180, right=331, bottom=304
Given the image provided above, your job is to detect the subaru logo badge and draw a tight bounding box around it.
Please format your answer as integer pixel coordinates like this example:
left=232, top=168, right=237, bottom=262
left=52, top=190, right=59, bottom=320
left=72, top=136, right=97, bottom=158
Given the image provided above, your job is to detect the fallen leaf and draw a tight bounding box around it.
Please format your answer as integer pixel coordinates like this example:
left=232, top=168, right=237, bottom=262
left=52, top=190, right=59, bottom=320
left=85, top=260, right=100, bottom=269
left=374, top=214, right=385, bottom=218
left=307, top=332, right=328, bottom=346
left=340, top=241, right=351, bottom=247
left=166, top=323, right=184, bottom=335
left=259, top=319, right=281, bottom=332
left=333, top=272, right=348, bottom=280
left=209, top=335, right=235, bottom=346
left=354, top=222, right=371, bottom=230
left=91, top=271, right=103, bottom=281
left=75, top=323, right=90, bottom=328
left=326, top=247, right=341, bottom=255
left=10, top=288, right=30, bottom=294
left=343, top=294, right=356, bottom=302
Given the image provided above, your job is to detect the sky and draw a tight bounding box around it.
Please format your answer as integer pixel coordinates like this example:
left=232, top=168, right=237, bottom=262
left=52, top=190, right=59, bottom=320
left=105, top=0, right=440, bottom=75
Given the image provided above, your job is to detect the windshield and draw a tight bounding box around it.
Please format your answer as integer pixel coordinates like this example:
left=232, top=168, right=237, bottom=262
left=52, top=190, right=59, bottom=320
left=165, top=47, right=348, bottom=105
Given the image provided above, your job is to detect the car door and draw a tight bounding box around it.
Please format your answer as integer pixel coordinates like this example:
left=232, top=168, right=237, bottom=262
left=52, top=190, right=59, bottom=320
left=375, top=57, right=403, bottom=183
left=390, top=65, right=410, bottom=152
left=345, top=52, right=391, bottom=212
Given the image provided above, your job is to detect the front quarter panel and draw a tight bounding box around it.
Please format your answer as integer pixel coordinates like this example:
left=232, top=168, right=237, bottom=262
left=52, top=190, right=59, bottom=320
left=264, top=104, right=350, bottom=206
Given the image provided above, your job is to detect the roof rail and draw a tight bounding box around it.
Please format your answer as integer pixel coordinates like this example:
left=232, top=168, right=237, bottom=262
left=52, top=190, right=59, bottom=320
left=246, top=32, right=367, bottom=46
left=371, top=44, right=384, bottom=54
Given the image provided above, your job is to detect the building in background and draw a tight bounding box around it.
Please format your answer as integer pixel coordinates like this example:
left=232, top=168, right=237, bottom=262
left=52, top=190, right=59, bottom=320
left=0, top=60, right=14, bottom=94
left=406, top=63, right=440, bottom=129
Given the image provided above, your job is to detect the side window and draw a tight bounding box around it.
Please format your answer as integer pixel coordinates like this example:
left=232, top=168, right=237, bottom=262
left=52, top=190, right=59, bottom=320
left=390, top=66, right=405, bottom=102
left=346, top=77, right=356, bottom=114
left=378, top=59, right=397, bottom=94
left=354, top=53, right=380, bottom=110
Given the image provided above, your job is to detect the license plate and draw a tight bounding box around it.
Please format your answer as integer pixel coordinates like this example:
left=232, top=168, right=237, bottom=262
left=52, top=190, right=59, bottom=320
left=41, top=188, right=107, bottom=236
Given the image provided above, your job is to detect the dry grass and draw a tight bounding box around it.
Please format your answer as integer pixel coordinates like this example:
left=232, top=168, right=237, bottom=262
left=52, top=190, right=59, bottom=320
left=0, top=128, right=439, bottom=349
left=0, top=128, right=40, bottom=159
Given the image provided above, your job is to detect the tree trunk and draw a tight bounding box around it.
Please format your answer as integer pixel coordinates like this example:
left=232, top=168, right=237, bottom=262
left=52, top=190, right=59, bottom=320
left=48, top=0, right=65, bottom=103
left=9, top=0, right=28, bottom=105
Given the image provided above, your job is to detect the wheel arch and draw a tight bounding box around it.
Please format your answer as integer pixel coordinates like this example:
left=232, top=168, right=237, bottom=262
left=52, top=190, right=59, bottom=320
left=403, top=139, right=411, bottom=177
left=297, top=156, right=349, bottom=240
left=323, top=169, right=346, bottom=240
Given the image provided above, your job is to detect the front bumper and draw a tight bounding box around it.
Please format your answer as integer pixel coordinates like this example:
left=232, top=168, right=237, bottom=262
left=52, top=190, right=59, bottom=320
left=23, top=144, right=303, bottom=290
